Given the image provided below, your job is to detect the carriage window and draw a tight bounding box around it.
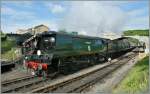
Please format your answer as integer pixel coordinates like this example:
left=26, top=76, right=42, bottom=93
left=42, top=37, right=55, bottom=50
left=95, top=40, right=102, bottom=45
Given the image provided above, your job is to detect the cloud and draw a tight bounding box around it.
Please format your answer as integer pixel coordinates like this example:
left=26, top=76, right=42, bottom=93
left=1, top=5, right=36, bottom=22
left=128, top=8, right=148, bottom=17
left=51, top=4, right=65, bottom=14
left=44, top=3, right=65, bottom=14
left=1, top=1, right=148, bottom=36
left=1, top=22, right=30, bottom=33
left=59, top=1, right=128, bottom=37
left=123, top=16, right=149, bottom=30
left=1, top=6, right=15, bottom=15
left=1, top=19, right=58, bottom=33
left=1, top=1, right=33, bottom=8
left=1, top=6, right=37, bottom=33
left=123, top=7, right=149, bottom=30
left=1, top=4, right=58, bottom=33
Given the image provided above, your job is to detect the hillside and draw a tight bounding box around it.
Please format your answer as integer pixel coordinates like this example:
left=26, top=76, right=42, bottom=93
left=123, top=29, right=149, bottom=36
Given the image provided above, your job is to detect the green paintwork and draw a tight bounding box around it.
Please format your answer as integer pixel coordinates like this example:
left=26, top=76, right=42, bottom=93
left=23, top=32, right=108, bottom=61
left=23, top=32, right=142, bottom=62
left=50, top=34, right=107, bottom=58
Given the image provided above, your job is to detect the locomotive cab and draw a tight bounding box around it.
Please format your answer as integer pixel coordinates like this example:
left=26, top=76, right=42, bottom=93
left=23, top=33, right=56, bottom=54
left=39, top=34, right=56, bottom=51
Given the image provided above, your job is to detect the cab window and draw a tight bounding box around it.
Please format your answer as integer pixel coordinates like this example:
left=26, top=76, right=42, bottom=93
left=41, top=36, right=56, bottom=50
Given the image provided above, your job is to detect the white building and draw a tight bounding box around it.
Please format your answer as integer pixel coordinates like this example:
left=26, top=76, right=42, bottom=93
left=16, top=24, right=49, bottom=35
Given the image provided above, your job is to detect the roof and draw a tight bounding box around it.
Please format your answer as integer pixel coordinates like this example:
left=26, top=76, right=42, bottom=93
left=38, top=31, right=110, bottom=40
left=23, top=31, right=110, bottom=45
left=34, top=24, right=48, bottom=28
left=112, top=37, right=129, bottom=41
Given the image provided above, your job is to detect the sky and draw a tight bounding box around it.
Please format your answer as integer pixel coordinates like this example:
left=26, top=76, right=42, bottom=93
left=1, top=0, right=149, bottom=37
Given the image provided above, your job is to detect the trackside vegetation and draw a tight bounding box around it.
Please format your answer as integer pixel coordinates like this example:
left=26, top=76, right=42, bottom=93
left=1, top=32, right=18, bottom=60
left=1, top=40, right=17, bottom=61
left=1, top=39, right=16, bottom=54
left=113, top=56, right=149, bottom=94
left=123, top=29, right=149, bottom=36
left=1, top=49, right=18, bottom=61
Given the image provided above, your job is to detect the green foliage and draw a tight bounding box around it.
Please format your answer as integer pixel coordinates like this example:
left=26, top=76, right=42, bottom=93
left=1, top=49, right=18, bottom=61
left=123, top=29, right=149, bottom=36
left=113, top=56, right=149, bottom=94
left=0, top=31, right=4, bottom=36
left=1, top=39, right=16, bottom=54
left=1, top=31, right=7, bottom=41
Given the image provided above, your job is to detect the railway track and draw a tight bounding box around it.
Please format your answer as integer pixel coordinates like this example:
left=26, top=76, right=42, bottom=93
left=67, top=57, right=134, bottom=93
left=2, top=75, right=34, bottom=86
left=1, top=52, right=137, bottom=93
left=1, top=72, right=58, bottom=93
left=31, top=52, right=137, bottom=93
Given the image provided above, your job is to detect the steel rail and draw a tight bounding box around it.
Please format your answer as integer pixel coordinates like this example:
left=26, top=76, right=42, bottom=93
left=67, top=54, right=136, bottom=93
left=2, top=75, right=34, bottom=86
left=31, top=53, right=136, bottom=93
left=2, top=72, right=58, bottom=93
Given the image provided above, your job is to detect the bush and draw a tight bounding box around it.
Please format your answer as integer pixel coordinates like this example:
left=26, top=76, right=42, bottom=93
left=1, top=39, right=16, bottom=54
left=123, top=29, right=149, bottom=36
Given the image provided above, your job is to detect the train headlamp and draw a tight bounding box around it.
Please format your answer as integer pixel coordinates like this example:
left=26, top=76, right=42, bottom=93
left=25, top=56, right=28, bottom=60
left=50, top=37, right=55, bottom=42
left=108, top=58, right=111, bottom=62
left=37, top=50, right=41, bottom=56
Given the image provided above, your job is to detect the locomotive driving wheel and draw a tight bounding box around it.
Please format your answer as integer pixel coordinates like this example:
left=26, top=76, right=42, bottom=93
left=57, top=58, right=72, bottom=75
left=95, top=54, right=106, bottom=63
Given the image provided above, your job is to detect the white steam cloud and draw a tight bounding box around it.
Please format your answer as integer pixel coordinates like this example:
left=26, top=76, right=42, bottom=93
left=59, top=1, right=128, bottom=38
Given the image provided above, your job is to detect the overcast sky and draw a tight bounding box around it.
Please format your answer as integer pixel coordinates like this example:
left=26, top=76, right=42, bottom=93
left=1, top=1, right=149, bottom=37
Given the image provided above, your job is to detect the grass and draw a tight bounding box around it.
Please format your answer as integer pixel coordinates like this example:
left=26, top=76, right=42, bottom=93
left=1, top=49, right=18, bottom=61
left=1, top=35, right=19, bottom=61
left=1, top=39, right=16, bottom=54
left=113, top=56, right=149, bottom=94
left=123, top=29, right=149, bottom=36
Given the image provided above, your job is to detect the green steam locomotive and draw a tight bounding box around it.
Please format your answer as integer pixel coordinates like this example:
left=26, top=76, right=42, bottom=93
left=22, top=31, right=145, bottom=76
